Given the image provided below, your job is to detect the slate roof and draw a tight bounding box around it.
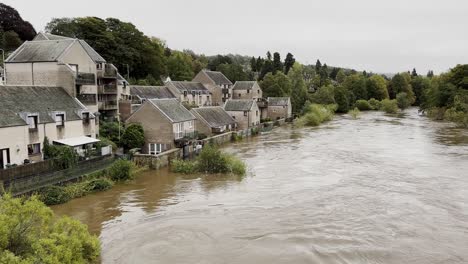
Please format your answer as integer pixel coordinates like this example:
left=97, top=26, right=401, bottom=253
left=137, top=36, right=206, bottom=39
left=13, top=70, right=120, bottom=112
left=224, top=99, right=255, bottom=111
left=232, top=81, right=257, bottom=90
left=268, top=97, right=290, bottom=106
left=168, top=81, right=210, bottom=94
left=33, top=32, right=70, bottom=41
left=0, top=86, right=87, bottom=128
left=203, top=70, right=233, bottom=86
left=6, top=39, right=76, bottom=62
left=77, top=40, right=106, bottom=63
left=130, top=86, right=176, bottom=99
left=191, top=107, right=236, bottom=128
left=149, top=99, right=195, bottom=123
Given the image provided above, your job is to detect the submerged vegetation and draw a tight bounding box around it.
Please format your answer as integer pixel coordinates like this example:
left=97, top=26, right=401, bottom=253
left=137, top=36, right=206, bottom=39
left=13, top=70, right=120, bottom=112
left=295, top=103, right=336, bottom=127
left=349, top=108, right=361, bottom=119
left=172, top=145, right=246, bottom=176
left=38, top=160, right=134, bottom=205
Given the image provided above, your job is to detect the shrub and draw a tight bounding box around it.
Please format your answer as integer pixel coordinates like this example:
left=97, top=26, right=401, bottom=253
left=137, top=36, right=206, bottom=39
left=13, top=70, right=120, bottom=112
left=39, top=186, right=71, bottom=205
left=225, top=155, right=246, bottom=175
left=171, top=159, right=198, bottom=174
left=296, top=104, right=335, bottom=127
left=64, top=181, right=91, bottom=199
left=197, top=133, right=208, bottom=140
left=99, top=121, right=123, bottom=144
left=251, top=127, right=259, bottom=135
left=368, top=98, right=381, bottom=110
left=354, top=100, right=372, bottom=111
left=0, top=195, right=100, bottom=263
left=108, top=159, right=134, bottom=181
left=96, top=137, right=118, bottom=152
left=380, top=99, right=399, bottom=114
left=444, top=107, right=468, bottom=127
left=349, top=107, right=360, bottom=119
left=121, top=123, right=145, bottom=151
left=260, top=118, right=272, bottom=123
left=396, top=92, right=411, bottom=109
left=86, top=178, right=114, bottom=191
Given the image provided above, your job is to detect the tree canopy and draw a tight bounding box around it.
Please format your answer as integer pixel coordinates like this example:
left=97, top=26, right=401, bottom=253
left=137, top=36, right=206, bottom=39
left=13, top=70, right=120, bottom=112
left=0, top=3, right=36, bottom=52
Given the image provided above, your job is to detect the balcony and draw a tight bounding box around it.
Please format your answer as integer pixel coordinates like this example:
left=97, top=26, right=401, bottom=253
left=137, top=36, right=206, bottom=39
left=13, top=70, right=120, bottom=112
left=98, top=83, right=117, bottom=94
left=97, top=64, right=118, bottom=79
left=77, top=94, right=97, bottom=105
left=100, top=100, right=118, bottom=110
left=75, top=72, right=96, bottom=85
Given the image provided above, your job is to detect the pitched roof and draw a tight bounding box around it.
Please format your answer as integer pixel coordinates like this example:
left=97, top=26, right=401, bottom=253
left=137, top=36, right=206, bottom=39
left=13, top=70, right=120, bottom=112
left=168, top=81, right=210, bottom=94
left=203, top=70, right=233, bottom=85
left=0, top=86, right=88, bottom=128
left=191, top=107, right=236, bottom=128
left=130, top=86, right=176, bottom=99
left=6, top=39, right=76, bottom=63
left=232, top=81, right=258, bottom=90
left=149, top=99, right=195, bottom=123
left=268, top=97, right=290, bottom=106
left=77, top=40, right=106, bottom=63
left=224, top=99, right=255, bottom=111
left=33, top=32, right=71, bottom=41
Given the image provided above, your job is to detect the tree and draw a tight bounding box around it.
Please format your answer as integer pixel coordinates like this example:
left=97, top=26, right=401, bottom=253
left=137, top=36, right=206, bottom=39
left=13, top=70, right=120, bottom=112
left=121, top=124, right=145, bottom=150
left=272, top=52, right=282, bottom=73
left=311, top=85, right=335, bottom=105
left=320, top=64, right=329, bottom=85
left=256, top=57, right=264, bottom=74
left=0, top=3, right=36, bottom=42
left=396, top=92, right=411, bottom=109
left=288, top=63, right=308, bottom=113
left=260, top=72, right=292, bottom=97
left=366, top=75, right=389, bottom=100
left=334, top=85, right=350, bottom=113
left=0, top=194, right=100, bottom=263
left=329, top=67, right=340, bottom=80
left=3, top=30, right=22, bottom=52
left=427, top=70, right=434, bottom=78
left=315, top=59, right=322, bottom=74
left=167, top=51, right=194, bottom=81
left=217, top=63, right=249, bottom=82
left=410, top=76, right=431, bottom=105
left=411, top=68, right=418, bottom=77
left=343, top=74, right=367, bottom=101
left=389, top=73, right=415, bottom=103
left=283, top=53, right=295, bottom=75
left=336, top=69, right=346, bottom=84
left=250, top=57, right=257, bottom=72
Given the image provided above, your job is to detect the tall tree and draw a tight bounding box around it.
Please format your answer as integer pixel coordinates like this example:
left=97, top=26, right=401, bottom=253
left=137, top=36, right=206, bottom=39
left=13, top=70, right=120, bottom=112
left=288, top=63, right=308, bottom=113
left=283, top=53, right=296, bottom=75
left=260, top=72, right=292, bottom=97
left=0, top=3, right=36, bottom=42
left=366, top=75, right=389, bottom=100
left=217, top=63, right=249, bottom=82
left=427, top=70, right=434, bottom=78
left=320, top=63, right=329, bottom=84
left=250, top=56, right=257, bottom=72
left=272, top=52, right=282, bottom=73
left=315, top=59, right=322, bottom=74
left=389, top=73, right=415, bottom=103
left=343, top=74, right=368, bottom=101
left=167, top=51, right=194, bottom=81
left=411, top=68, right=418, bottom=77
left=334, top=85, right=350, bottom=113
left=336, top=69, right=346, bottom=84
left=329, top=67, right=340, bottom=80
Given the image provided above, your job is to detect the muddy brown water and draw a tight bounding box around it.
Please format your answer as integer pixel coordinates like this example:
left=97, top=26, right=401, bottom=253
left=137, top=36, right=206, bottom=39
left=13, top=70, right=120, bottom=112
left=53, top=109, right=468, bottom=264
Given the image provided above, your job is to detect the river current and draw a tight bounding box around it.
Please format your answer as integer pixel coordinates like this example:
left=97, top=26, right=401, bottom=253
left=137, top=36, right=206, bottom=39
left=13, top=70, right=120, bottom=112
left=53, top=109, right=468, bottom=264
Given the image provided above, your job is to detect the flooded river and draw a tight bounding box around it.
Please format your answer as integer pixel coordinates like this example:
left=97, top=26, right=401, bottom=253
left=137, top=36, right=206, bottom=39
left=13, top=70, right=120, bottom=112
left=53, top=109, right=468, bottom=264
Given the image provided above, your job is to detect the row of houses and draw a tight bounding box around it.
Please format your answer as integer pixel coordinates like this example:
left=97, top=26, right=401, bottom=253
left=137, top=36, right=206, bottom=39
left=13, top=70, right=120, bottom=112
left=0, top=32, right=292, bottom=168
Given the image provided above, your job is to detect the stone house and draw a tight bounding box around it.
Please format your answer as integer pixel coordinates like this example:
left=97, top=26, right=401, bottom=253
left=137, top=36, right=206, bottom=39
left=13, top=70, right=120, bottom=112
left=232, top=81, right=263, bottom=100
left=119, top=85, right=176, bottom=120
left=224, top=99, right=261, bottom=130
left=126, top=99, right=196, bottom=155
left=190, top=107, right=237, bottom=136
left=267, top=97, right=292, bottom=120
left=192, top=70, right=233, bottom=106
left=165, top=81, right=212, bottom=107
left=0, top=86, right=98, bottom=168
left=4, top=32, right=129, bottom=119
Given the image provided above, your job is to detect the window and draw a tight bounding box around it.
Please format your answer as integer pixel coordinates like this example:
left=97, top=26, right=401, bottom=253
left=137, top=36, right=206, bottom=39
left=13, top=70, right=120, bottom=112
left=28, top=143, right=41, bottom=155
left=247, top=89, right=250, bottom=94
left=28, top=115, right=38, bottom=130
left=244, top=111, right=248, bottom=117
left=232, top=116, right=236, bottom=119
left=238, top=93, right=241, bottom=98
left=174, top=123, right=183, bottom=139
left=55, top=113, right=65, bottom=127
left=183, top=91, right=188, bottom=97
left=258, top=90, right=260, bottom=94
left=256, top=110, right=259, bottom=116
left=149, top=143, right=164, bottom=155
left=82, top=112, right=90, bottom=124
left=187, top=120, right=193, bottom=129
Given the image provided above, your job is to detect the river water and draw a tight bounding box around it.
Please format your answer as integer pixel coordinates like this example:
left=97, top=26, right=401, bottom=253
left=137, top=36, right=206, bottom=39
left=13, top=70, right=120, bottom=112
left=53, top=109, right=468, bottom=264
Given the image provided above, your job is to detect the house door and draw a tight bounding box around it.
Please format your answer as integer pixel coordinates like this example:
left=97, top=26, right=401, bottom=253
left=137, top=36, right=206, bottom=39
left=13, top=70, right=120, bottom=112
left=0, top=148, right=11, bottom=169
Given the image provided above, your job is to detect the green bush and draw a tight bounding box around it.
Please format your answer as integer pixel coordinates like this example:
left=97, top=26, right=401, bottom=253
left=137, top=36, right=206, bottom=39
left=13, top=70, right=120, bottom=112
left=368, top=98, right=381, bottom=110
left=380, top=99, right=399, bottom=114
left=197, top=133, right=208, bottom=140
left=64, top=181, right=91, bottom=199
left=354, top=100, right=372, bottom=111
left=225, top=155, right=246, bottom=175
left=349, top=107, right=360, bottom=119
left=444, top=107, right=468, bottom=127
left=296, top=104, right=335, bottom=127
left=108, top=159, right=134, bottom=181
left=121, top=123, right=145, bottom=151
left=86, top=178, right=114, bottom=191
left=396, top=92, right=411, bottom=109
left=39, top=186, right=71, bottom=205
left=96, top=137, right=118, bottom=152
left=171, top=159, right=198, bottom=174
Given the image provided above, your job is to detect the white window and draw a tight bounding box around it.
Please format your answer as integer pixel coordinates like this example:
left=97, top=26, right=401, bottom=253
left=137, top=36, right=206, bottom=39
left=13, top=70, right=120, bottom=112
left=187, top=120, right=193, bottom=129
left=149, top=143, right=163, bottom=155
left=28, top=115, right=38, bottom=130
left=27, top=143, right=41, bottom=155
left=55, top=113, right=65, bottom=127
left=174, top=123, right=183, bottom=139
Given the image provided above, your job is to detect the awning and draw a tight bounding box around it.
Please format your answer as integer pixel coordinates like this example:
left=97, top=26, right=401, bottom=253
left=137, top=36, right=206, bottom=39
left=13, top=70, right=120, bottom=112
left=53, top=136, right=100, bottom=147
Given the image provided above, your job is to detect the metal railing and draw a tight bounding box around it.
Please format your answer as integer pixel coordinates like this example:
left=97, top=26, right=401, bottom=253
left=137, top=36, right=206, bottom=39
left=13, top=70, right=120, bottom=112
left=76, top=72, right=96, bottom=85
left=77, top=94, right=97, bottom=105
left=97, top=64, right=118, bottom=78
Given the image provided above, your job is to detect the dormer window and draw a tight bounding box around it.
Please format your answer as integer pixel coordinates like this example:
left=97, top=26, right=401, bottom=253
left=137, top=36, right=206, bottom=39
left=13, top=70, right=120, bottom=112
left=183, top=91, right=188, bottom=97
left=244, top=111, right=248, bottom=117
left=55, top=113, right=65, bottom=127
left=247, top=89, right=250, bottom=94
left=82, top=112, right=90, bottom=124
left=28, top=115, right=38, bottom=130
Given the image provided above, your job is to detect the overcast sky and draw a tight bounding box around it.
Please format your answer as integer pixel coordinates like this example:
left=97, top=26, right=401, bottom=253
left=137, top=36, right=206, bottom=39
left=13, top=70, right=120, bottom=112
left=4, top=0, right=467, bottom=74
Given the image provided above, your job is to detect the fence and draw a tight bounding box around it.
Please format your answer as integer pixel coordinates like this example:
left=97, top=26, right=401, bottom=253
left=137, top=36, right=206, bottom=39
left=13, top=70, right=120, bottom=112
left=3, top=155, right=115, bottom=196
left=0, top=160, right=54, bottom=181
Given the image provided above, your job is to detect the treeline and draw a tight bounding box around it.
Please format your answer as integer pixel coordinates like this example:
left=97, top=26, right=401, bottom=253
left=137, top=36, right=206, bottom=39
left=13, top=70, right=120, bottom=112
left=0, top=3, right=36, bottom=58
